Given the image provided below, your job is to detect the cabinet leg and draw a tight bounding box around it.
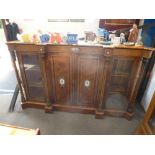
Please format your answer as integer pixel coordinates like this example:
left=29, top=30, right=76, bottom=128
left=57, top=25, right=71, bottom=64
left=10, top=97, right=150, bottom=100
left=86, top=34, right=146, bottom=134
left=127, top=105, right=134, bottom=113
left=45, top=105, right=53, bottom=113
left=125, top=105, right=135, bottom=120
left=21, top=102, right=27, bottom=109
left=124, top=112, right=135, bottom=120
left=95, top=110, right=104, bottom=119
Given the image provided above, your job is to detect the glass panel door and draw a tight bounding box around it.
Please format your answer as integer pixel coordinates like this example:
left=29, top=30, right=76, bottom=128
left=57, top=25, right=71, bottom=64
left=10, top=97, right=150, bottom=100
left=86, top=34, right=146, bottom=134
left=22, top=54, right=45, bottom=101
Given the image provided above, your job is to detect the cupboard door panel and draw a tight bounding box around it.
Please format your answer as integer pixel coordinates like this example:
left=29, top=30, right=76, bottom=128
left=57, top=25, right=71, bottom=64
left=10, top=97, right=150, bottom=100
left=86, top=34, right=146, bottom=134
left=112, top=58, right=134, bottom=75
left=49, top=54, right=72, bottom=104
left=109, top=57, right=135, bottom=94
left=76, top=55, right=100, bottom=107
left=19, top=54, right=45, bottom=102
left=105, top=57, right=140, bottom=111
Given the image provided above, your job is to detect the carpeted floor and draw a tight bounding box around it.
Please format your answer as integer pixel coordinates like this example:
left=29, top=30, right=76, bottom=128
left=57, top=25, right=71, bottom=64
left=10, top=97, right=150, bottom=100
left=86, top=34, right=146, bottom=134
left=0, top=93, right=144, bottom=135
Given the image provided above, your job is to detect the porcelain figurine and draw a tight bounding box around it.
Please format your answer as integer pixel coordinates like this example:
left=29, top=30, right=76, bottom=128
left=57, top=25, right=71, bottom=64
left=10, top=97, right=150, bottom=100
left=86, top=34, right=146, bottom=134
left=128, top=24, right=138, bottom=43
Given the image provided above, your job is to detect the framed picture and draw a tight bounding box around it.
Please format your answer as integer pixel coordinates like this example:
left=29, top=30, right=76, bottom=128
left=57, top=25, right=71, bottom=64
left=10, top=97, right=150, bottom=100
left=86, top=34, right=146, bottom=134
left=48, top=19, right=69, bottom=22
left=47, top=19, right=85, bottom=22
left=69, top=19, right=85, bottom=22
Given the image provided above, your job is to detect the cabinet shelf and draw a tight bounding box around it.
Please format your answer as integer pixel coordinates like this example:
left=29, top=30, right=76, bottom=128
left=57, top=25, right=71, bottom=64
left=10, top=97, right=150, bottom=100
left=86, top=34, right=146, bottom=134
left=28, top=82, right=43, bottom=88
left=112, top=73, right=129, bottom=77
left=109, top=86, right=127, bottom=93
left=29, top=96, right=45, bottom=101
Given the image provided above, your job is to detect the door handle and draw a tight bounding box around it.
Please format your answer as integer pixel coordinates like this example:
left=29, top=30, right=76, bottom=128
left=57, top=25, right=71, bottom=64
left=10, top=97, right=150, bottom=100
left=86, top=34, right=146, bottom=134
left=59, top=78, right=65, bottom=86
left=84, top=80, right=90, bottom=87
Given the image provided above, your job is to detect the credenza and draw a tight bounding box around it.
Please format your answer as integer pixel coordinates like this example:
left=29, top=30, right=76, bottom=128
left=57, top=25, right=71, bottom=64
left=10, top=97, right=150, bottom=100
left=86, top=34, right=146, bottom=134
left=7, top=42, right=154, bottom=119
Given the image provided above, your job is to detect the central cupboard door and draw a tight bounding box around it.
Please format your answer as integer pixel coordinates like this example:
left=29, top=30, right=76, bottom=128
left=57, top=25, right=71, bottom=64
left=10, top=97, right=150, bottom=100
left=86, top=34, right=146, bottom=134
left=75, top=52, right=101, bottom=108
left=48, top=52, right=73, bottom=105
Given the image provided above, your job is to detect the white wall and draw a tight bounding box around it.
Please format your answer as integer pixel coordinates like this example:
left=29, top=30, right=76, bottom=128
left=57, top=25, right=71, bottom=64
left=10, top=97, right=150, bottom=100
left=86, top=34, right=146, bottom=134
left=11, top=19, right=99, bottom=38
left=139, top=19, right=155, bottom=112
left=141, top=64, right=155, bottom=111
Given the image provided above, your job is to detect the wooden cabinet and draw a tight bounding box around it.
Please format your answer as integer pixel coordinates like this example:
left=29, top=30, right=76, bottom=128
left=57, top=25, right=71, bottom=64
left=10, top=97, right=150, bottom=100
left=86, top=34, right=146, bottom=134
left=7, top=42, right=154, bottom=119
left=105, top=19, right=136, bottom=25
left=99, top=19, right=139, bottom=31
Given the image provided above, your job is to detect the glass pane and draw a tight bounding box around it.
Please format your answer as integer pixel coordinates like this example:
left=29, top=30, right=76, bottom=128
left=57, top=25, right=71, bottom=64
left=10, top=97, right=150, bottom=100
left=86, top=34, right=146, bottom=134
left=28, top=86, right=45, bottom=101
left=105, top=94, right=128, bottom=110
left=110, top=76, right=129, bottom=93
left=25, top=69, right=42, bottom=84
left=112, top=58, right=134, bottom=75
left=22, top=54, right=45, bottom=101
left=105, top=58, right=134, bottom=111
left=22, top=54, right=39, bottom=65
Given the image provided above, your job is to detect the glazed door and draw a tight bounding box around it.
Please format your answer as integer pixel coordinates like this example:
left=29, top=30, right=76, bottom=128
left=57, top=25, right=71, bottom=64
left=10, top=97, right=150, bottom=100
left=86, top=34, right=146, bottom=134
left=109, top=57, right=136, bottom=94
left=104, top=56, right=141, bottom=111
left=75, top=53, right=101, bottom=107
left=48, top=52, right=73, bottom=105
left=17, top=53, right=46, bottom=102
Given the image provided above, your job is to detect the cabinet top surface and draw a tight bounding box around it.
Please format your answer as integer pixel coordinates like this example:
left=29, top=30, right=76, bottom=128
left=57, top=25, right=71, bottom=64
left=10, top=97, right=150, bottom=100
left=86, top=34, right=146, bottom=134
left=6, top=41, right=155, bottom=51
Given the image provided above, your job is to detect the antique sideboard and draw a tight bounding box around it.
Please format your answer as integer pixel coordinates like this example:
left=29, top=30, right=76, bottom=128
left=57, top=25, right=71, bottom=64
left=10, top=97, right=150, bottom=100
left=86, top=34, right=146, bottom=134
left=6, top=42, right=154, bottom=119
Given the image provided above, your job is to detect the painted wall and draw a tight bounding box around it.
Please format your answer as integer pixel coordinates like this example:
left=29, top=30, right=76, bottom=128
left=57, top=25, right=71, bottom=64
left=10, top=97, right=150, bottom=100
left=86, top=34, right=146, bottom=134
left=11, top=19, right=99, bottom=38
left=141, top=64, right=155, bottom=111
left=141, top=19, right=155, bottom=47
left=141, top=19, right=155, bottom=111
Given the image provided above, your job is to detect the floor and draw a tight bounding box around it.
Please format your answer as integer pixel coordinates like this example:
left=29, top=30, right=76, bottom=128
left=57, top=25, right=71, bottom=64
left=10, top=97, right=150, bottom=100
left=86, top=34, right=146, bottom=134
left=0, top=40, right=145, bottom=135
left=0, top=94, right=144, bottom=134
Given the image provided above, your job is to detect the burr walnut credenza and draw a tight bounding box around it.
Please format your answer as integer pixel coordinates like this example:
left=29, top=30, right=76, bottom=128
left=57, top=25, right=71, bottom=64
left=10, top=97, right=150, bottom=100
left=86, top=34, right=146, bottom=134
left=6, top=42, right=154, bottom=120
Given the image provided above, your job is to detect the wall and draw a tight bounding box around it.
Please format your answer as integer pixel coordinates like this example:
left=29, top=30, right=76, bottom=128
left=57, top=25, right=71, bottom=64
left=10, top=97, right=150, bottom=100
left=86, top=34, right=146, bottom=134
left=11, top=19, right=99, bottom=38
left=140, top=19, right=155, bottom=111
left=141, top=64, right=155, bottom=111
left=141, top=19, right=155, bottom=47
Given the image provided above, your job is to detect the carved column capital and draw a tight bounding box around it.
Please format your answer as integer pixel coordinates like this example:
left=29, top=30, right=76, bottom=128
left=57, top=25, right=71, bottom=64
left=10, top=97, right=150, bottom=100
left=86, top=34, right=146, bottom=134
left=39, top=48, right=46, bottom=59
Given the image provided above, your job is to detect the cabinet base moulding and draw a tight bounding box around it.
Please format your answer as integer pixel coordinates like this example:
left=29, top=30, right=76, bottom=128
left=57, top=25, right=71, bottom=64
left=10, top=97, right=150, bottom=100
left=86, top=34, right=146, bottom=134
left=104, top=109, right=135, bottom=120
left=95, top=110, right=104, bottom=119
left=21, top=102, right=46, bottom=110
left=45, top=105, right=53, bottom=113
left=21, top=102, right=134, bottom=120
left=53, top=104, right=95, bottom=114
